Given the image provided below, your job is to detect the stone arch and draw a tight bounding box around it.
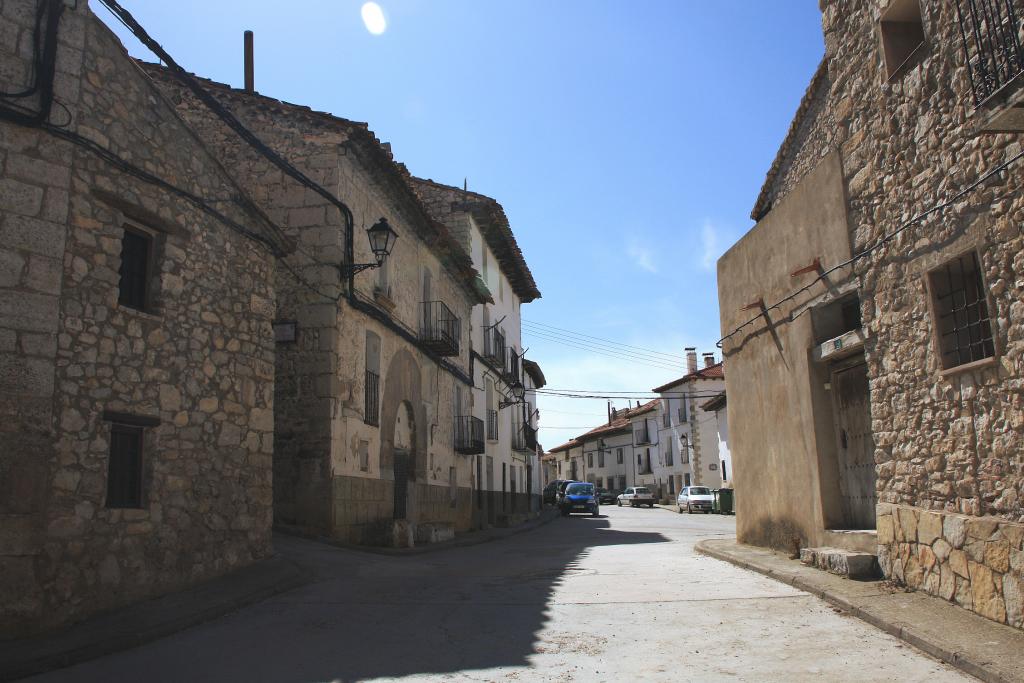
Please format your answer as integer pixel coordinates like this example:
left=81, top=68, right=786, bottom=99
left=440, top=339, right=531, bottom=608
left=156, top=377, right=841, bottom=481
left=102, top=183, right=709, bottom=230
left=378, top=348, right=425, bottom=479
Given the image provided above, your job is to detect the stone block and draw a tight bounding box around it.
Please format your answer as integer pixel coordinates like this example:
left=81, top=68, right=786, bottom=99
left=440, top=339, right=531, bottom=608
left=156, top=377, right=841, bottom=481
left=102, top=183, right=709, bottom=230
left=917, top=511, right=942, bottom=545
left=967, top=517, right=1000, bottom=542
left=877, top=512, right=894, bottom=544
left=798, top=546, right=878, bottom=579
left=414, top=522, right=454, bottom=545
left=0, top=290, right=59, bottom=333
left=0, top=177, right=44, bottom=216
left=969, top=561, right=1007, bottom=624
left=897, top=506, right=918, bottom=543
left=1005, top=573, right=1023, bottom=628
left=0, top=354, right=54, bottom=396
left=0, top=249, right=25, bottom=287
left=985, top=540, right=1011, bottom=574
left=944, top=515, right=967, bottom=549
left=933, top=538, right=952, bottom=562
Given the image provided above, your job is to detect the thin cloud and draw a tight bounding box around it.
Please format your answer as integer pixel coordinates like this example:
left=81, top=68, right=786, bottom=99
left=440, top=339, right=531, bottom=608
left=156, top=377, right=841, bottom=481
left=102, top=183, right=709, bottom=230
left=700, top=220, right=722, bottom=271
left=627, top=239, right=658, bottom=273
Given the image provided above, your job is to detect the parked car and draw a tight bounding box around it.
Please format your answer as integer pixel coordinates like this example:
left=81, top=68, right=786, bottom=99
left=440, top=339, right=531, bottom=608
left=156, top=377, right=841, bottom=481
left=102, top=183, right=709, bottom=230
left=543, top=479, right=576, bottom=506
left=617, top=486, right=655, bottom=508
left=677, top=486, right=714, bottom=513
left=597, top=488, right=618, bottom=504
left=559, top=482, right=599, bottom=517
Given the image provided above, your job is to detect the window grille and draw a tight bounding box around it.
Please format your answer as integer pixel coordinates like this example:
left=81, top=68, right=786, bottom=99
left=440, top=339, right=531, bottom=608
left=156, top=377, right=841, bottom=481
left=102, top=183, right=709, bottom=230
left=364, top=370, right=380, bottom=426
left=956, top=0, right=1024, bottom=106
left=107, top=424, right=143, bottom=508
left=486, top=409, right=498, bottom=441
left=929, top=252, right=995, bottom=369
left=118, top=228, right=151, bottom=311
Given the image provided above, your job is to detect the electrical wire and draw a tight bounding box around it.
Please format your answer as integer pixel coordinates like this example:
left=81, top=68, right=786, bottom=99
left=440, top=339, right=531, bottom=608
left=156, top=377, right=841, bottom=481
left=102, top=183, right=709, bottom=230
left=522, top=318, right=686, bottom=360
left=717, top=147, right=1024, bottom=349
left=522, top=328, right=684, bottom=372
left=522, top=323, right=688, bottom=366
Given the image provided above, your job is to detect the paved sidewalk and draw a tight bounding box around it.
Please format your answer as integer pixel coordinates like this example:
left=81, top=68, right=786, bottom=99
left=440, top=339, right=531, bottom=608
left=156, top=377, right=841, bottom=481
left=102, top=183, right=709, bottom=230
left=0, top=511, right=557, bottom=682
left=697, top=538, right=1024, bottom=683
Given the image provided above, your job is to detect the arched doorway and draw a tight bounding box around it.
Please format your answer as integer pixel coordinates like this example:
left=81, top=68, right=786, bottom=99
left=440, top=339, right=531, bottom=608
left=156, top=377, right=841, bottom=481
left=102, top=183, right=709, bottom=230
left=393, top=401, right=414, bottom=520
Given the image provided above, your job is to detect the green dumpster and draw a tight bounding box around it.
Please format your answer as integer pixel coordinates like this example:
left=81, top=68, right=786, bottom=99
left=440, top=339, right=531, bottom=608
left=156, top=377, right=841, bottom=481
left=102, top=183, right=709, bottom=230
left=712, top=489, right=721, bottom=514
left=718, top=488, right=734, bottom=515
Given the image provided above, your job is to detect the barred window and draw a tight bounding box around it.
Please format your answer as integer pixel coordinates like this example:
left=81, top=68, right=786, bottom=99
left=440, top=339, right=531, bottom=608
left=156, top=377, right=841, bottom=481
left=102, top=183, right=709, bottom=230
left=118, top=227, right=152, bottom=311
left=928, top=252, right=995, bottom=370
left=107, top=424, right=144, bottom=508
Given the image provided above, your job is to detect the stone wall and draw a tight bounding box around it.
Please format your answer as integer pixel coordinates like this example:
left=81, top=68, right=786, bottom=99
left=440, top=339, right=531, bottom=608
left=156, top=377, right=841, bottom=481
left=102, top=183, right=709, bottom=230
left=878, top=505, right=1023, bottom=628
left=143, top=61, right=486, bottom=544
left=1, top=1, right=280, bottom=635
left=730, top=0, right=1024, bottom=628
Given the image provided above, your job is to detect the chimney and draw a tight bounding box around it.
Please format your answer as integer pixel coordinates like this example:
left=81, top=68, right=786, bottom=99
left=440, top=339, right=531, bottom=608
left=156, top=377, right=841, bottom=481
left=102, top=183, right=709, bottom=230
left=685, top=347, right=697, bottom=374
left=703, top=352, right=715, bottom=368
left=244, top=31, right=255, bottom=93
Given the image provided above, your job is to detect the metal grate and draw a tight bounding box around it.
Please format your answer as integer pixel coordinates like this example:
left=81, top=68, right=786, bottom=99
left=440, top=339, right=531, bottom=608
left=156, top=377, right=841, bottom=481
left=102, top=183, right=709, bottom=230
left=486, top=409, right=498, bottom=441
left=454, top=415, right=485, bottom=454
left=483, top=325, right=506, bottom=368
left=419, top=301, right=461, bottom=356
left=930, top=252, right=995, bottom=368
left=364, top=369, right=380, bottom=426
left=956, top=0, right=1024, bottom=106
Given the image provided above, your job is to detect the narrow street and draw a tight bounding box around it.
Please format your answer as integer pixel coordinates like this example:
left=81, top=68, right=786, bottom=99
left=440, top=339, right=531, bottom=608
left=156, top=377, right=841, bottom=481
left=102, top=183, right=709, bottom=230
left=27, top=507, right=967, bottom=683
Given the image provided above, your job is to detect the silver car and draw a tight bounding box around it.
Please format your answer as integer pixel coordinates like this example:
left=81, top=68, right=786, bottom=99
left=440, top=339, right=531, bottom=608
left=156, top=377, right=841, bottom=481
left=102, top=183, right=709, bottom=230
left=617, top=486, right=655, bottom=508
left=677, top=486, right=714, bottom=513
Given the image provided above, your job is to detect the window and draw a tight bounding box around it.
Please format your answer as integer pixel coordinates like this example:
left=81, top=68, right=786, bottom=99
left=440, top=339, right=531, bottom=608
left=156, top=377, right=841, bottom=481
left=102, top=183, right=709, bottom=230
left=668, top=476, right=675, bottom=495
left=880, top=0, right=925, bottom=80
left=598, top=450, right=605, bottom=468
left=617, top=475, right=626, bottom=491
left=118, top=227, right=152, bottom=311
left=617, top=448, right=623, bottom=464
left=680, top=437, right=690, bottom=464
left=588, top=453, right=593, bottom=467
left=486, top=379, right=498, bottom=440
left=665, top=440, right=673, bottom=466
left=662, top=400, right=671, bottom=427
left=365, top=332, right=380, bottom=426
left=107, top=423, right=144, bottom=508
left=684, top=473, right=691, bottom=487
left=358, top=440, right=370, bottom=471
left=929, top=251, right=995, bottom=370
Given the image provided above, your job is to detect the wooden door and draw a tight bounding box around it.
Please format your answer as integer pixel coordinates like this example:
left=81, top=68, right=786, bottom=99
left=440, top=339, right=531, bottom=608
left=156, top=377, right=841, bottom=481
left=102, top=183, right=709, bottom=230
left=831, top=361, right=876, bottom=529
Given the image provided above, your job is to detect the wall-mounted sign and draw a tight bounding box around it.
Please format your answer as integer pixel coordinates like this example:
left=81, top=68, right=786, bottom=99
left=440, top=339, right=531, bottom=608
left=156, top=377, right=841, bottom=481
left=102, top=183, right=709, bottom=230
left=709, top=463, right=718, bottom=471
left=273, top=320, right=298, bottom=343
left=833, top=338, right=843, bottom=351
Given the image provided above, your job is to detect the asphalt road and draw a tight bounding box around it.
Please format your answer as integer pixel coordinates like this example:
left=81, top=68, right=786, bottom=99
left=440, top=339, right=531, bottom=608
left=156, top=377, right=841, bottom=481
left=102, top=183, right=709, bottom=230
left=26, top=505, right=970, bottom=682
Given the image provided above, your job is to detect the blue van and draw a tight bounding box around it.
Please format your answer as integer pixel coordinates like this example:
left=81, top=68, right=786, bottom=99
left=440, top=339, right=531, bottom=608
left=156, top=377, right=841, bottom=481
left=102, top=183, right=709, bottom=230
left=559, top=482, right=599, bottom=517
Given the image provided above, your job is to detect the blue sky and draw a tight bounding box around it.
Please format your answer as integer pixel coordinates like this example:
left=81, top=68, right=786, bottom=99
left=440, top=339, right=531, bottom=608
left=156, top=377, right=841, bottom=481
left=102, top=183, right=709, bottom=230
left=100, top=1, right=825, bottom=446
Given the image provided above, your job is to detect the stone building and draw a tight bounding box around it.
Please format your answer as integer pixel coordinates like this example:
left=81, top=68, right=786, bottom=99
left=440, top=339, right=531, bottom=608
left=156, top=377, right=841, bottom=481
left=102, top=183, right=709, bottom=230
left=408, top=178, right=543, bottom=526
left=142, top=64, right=502, bottom=546
left=1, top=1, right=288, bottom=635
left=718, top=0, right=1024, bottom=628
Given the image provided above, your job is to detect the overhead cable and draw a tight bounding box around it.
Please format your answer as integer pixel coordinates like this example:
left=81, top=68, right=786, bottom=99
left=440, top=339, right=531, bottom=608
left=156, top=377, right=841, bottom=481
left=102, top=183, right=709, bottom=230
left=522, top=318, right=686, bottom=360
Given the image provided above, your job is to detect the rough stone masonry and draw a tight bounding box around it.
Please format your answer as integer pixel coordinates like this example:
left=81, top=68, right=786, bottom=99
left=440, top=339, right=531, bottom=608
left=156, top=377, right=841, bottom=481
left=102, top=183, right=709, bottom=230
left=0, top=0, right=287, bottom=635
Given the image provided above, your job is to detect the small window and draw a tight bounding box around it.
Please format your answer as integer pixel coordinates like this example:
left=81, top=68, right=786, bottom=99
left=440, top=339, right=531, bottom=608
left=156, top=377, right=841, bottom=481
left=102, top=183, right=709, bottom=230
left=928, top=251, right=995, bottom=370
left=365, top=332, right=381, bottom=426
left=107, top=424, right=144, bottom=508
left=880, top=0, right=925, bottom=80
left=617, top=448, right=623, bottom=464
left=118, top=227, right=152, bottom=311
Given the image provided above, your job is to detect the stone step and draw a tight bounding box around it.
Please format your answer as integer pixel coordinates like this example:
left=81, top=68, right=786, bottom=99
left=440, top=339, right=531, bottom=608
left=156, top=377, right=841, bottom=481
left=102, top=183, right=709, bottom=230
left=800, top=546, right=879, bottom=580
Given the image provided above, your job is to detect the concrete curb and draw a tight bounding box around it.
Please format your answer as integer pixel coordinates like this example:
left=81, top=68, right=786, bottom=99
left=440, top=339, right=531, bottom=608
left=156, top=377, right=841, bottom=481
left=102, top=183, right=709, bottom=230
left=276, top=508, right=561, bottom=557
left=0, top=554, right=308, bottom=682
left=695, top=539, right=1014, bottom=683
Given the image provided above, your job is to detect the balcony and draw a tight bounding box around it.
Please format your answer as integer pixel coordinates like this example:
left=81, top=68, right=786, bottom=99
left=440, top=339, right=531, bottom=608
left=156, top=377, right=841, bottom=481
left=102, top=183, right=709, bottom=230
left=364, top=369, right=380, bottom=426
left=524, top=423, right=537, bottom=451
left=512, top=421, right=527, bottom=451
left=505, top=350, right=521, bottom=384
left=420, top=301, right=461, bottom=356
left=956, top=0, right=1024, bottom=130
left=454, top=415, right=485, bottom=455
left=486, top=409, right=498, bottom=441
left=634, top=423, right=652, bottom=445
left=483, top=325, right=506, bottom=369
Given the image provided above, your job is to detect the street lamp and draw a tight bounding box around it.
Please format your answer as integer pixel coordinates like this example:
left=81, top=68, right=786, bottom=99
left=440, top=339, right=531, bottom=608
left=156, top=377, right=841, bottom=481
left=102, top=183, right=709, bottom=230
left=338, top=217, right=398, bottom=276
left=499, top=381, right=525, bottom=409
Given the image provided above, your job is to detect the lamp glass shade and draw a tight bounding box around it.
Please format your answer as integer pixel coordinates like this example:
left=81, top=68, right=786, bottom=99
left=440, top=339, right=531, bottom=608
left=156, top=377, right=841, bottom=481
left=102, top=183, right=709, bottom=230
left=511, top=382, right=526, bottom=401
left=367, top=218, right=398, bottom=263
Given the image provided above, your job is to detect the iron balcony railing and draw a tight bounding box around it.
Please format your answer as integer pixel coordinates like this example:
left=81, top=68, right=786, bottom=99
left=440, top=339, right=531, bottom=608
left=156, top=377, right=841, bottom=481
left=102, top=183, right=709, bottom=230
left=505, top=350, right=521, bottom=384
left=454, top=415, right=485, bottom=455
left=420, top=301, right=461, bottom=356
left=512, top=420, right=528, bottom=451
left=524, top=423, right=537, bottom=451
left=635, top=423, right=652, bottom=445
left=364, top=369, right=380, bottom=426
left=956, top=0, right=1024, bottom=106
left=486, top=409, right=498, bottom=441
left=483, top=325, right=506, bottom=368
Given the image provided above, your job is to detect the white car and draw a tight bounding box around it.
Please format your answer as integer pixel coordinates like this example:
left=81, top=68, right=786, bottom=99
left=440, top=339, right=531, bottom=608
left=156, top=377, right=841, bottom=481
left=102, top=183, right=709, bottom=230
left=677, top=486, right=714, bottom=513
left=617, top=486, right=656, bottom=508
